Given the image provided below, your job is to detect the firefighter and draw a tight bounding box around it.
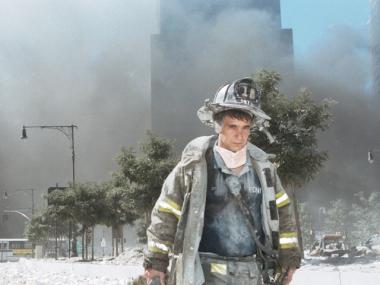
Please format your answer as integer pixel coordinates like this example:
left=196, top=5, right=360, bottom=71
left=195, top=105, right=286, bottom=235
left=144, top=78, right=302, bottom=285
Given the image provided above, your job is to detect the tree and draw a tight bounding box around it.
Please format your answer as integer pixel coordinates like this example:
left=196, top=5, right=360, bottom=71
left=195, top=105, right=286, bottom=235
left=26, top=187, right=80, bottom=258
left=252, top=70, right=333, bottom=253
left=27, top=181, right=137, bottom=259
left=101, top=182, right=138, bottom=256
left=350, top=192, right=380, bottom=245
left=113, top=132, right=177, bottom=237
left=71, top=182, right=107, bottom=260
left=298, top=202, right=314, bottom=249
left=252, top=70, right=332, bottom=187
left=25, top=214, right=49, bottom=244
left=46, top=186, right=79, bottom=257
left=25, top=208, right=73, bottom=258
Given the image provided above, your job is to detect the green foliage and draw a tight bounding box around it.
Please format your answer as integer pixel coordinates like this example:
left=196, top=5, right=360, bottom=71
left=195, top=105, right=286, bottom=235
left=252, top=70, right=333, bottom=187
left=26, top=181, right=136, bottom=257
left=102, top=183, right=138, bottom=227
left=25, top=132, right=175, bottom=254
left=26, top=188, right=75, bottom=243
left=25, top=214, right=49, bottom=243
left=25, top=132, right=177, bottom=254
left=113, top=132, right=177, bottom=215
left=71, top=183, right=107, bottom=228
left=47, top=187, right=76, bottom=221
left=142, top=131, right=173, bottom=160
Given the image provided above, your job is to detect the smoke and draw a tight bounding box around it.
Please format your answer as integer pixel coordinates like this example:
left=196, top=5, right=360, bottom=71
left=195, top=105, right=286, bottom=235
left=151, top=1, right=294, bottom=148
left=0, top=0, right=158, bottom=236
left=152, top=1, right=377, bottom=208
left=294, top=25, right=378, bottom=204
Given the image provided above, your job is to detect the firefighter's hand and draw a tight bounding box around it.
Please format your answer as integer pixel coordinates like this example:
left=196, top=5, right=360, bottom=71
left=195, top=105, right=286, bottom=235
left=283, top=268, right=296, bottom=285
left=144, top=268, right=166, bottom=285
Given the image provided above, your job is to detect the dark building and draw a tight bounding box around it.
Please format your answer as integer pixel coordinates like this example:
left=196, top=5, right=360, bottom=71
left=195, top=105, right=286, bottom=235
left=151, top=0, right=293, bottom=148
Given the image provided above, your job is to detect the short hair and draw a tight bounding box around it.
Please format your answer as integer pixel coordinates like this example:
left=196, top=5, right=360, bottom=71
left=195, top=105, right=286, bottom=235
left=213, top=109, right=253, bottom=125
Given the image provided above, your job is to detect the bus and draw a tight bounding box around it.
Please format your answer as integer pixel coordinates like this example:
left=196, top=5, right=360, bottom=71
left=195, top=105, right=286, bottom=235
left=0, top=239, right=34, bottom=262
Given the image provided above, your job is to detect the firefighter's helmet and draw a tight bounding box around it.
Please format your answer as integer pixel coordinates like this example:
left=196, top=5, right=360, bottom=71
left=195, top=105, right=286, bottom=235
left=197, top=77, right=271, bottom=128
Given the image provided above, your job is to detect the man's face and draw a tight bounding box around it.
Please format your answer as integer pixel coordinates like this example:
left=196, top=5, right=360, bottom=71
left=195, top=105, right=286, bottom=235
left=218, top=115, right=251, bottom=152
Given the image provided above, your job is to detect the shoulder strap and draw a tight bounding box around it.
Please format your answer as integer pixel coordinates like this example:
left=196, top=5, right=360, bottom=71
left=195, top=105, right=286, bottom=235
left=231, top=186, right=277, bottom=257
left=205, top=147, right=215, bottom=188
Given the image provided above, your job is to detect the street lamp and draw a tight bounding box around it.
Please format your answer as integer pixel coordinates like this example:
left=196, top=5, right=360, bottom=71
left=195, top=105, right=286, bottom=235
left=21, top=124, right=78, bottom=258
left=1, top=189, right=34, bottom=236
left=3, top=210, right=31, bottom=221
left=3, top=188, right=35, bottom=216
left=21, top=125, right=78, bottom=186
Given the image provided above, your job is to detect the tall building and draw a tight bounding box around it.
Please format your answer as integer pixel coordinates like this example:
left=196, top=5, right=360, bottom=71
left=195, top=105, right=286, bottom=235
left=370, top=0, right=380, bottom=98
left=151, top=0, right=293, bottom=148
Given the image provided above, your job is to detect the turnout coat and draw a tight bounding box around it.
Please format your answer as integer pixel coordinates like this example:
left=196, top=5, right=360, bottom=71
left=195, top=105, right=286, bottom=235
left=145, top=135, right=301, bottom=285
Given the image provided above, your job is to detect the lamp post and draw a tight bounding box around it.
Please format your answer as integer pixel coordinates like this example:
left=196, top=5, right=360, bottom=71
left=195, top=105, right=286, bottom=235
left=21, top=125, right=77, bottom=186
left=21, top=124, right=78, bottom=258
left=2, top=197, right=32, bottom=244
left=3, top=189, right=35, bottom=216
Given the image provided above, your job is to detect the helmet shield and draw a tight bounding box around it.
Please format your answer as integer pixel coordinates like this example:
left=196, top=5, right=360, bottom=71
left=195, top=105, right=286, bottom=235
left=215, top=78, right=260, bottom=108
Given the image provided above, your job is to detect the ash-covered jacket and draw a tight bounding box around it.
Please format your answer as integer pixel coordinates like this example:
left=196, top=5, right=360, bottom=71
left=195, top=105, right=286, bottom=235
left=145, top=135, right=301, bottom=285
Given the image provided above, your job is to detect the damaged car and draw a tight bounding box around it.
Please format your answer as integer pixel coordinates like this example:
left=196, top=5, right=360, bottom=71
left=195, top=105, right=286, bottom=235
left=310, top=234, right=350, bottom=257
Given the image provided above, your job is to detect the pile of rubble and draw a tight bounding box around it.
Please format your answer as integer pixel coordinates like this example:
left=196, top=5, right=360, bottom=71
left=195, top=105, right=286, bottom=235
left=103, top=247, right=145, bottom=266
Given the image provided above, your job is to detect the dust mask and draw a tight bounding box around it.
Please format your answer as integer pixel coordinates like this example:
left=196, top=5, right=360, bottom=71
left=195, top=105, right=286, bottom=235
left=215, top=145, right=247, bottom=169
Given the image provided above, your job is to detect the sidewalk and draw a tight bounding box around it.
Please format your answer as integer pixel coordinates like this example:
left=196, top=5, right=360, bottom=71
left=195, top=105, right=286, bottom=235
left=23, top=259, right=144, bottom=280
left=292, top=268, right=380, bottom=285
